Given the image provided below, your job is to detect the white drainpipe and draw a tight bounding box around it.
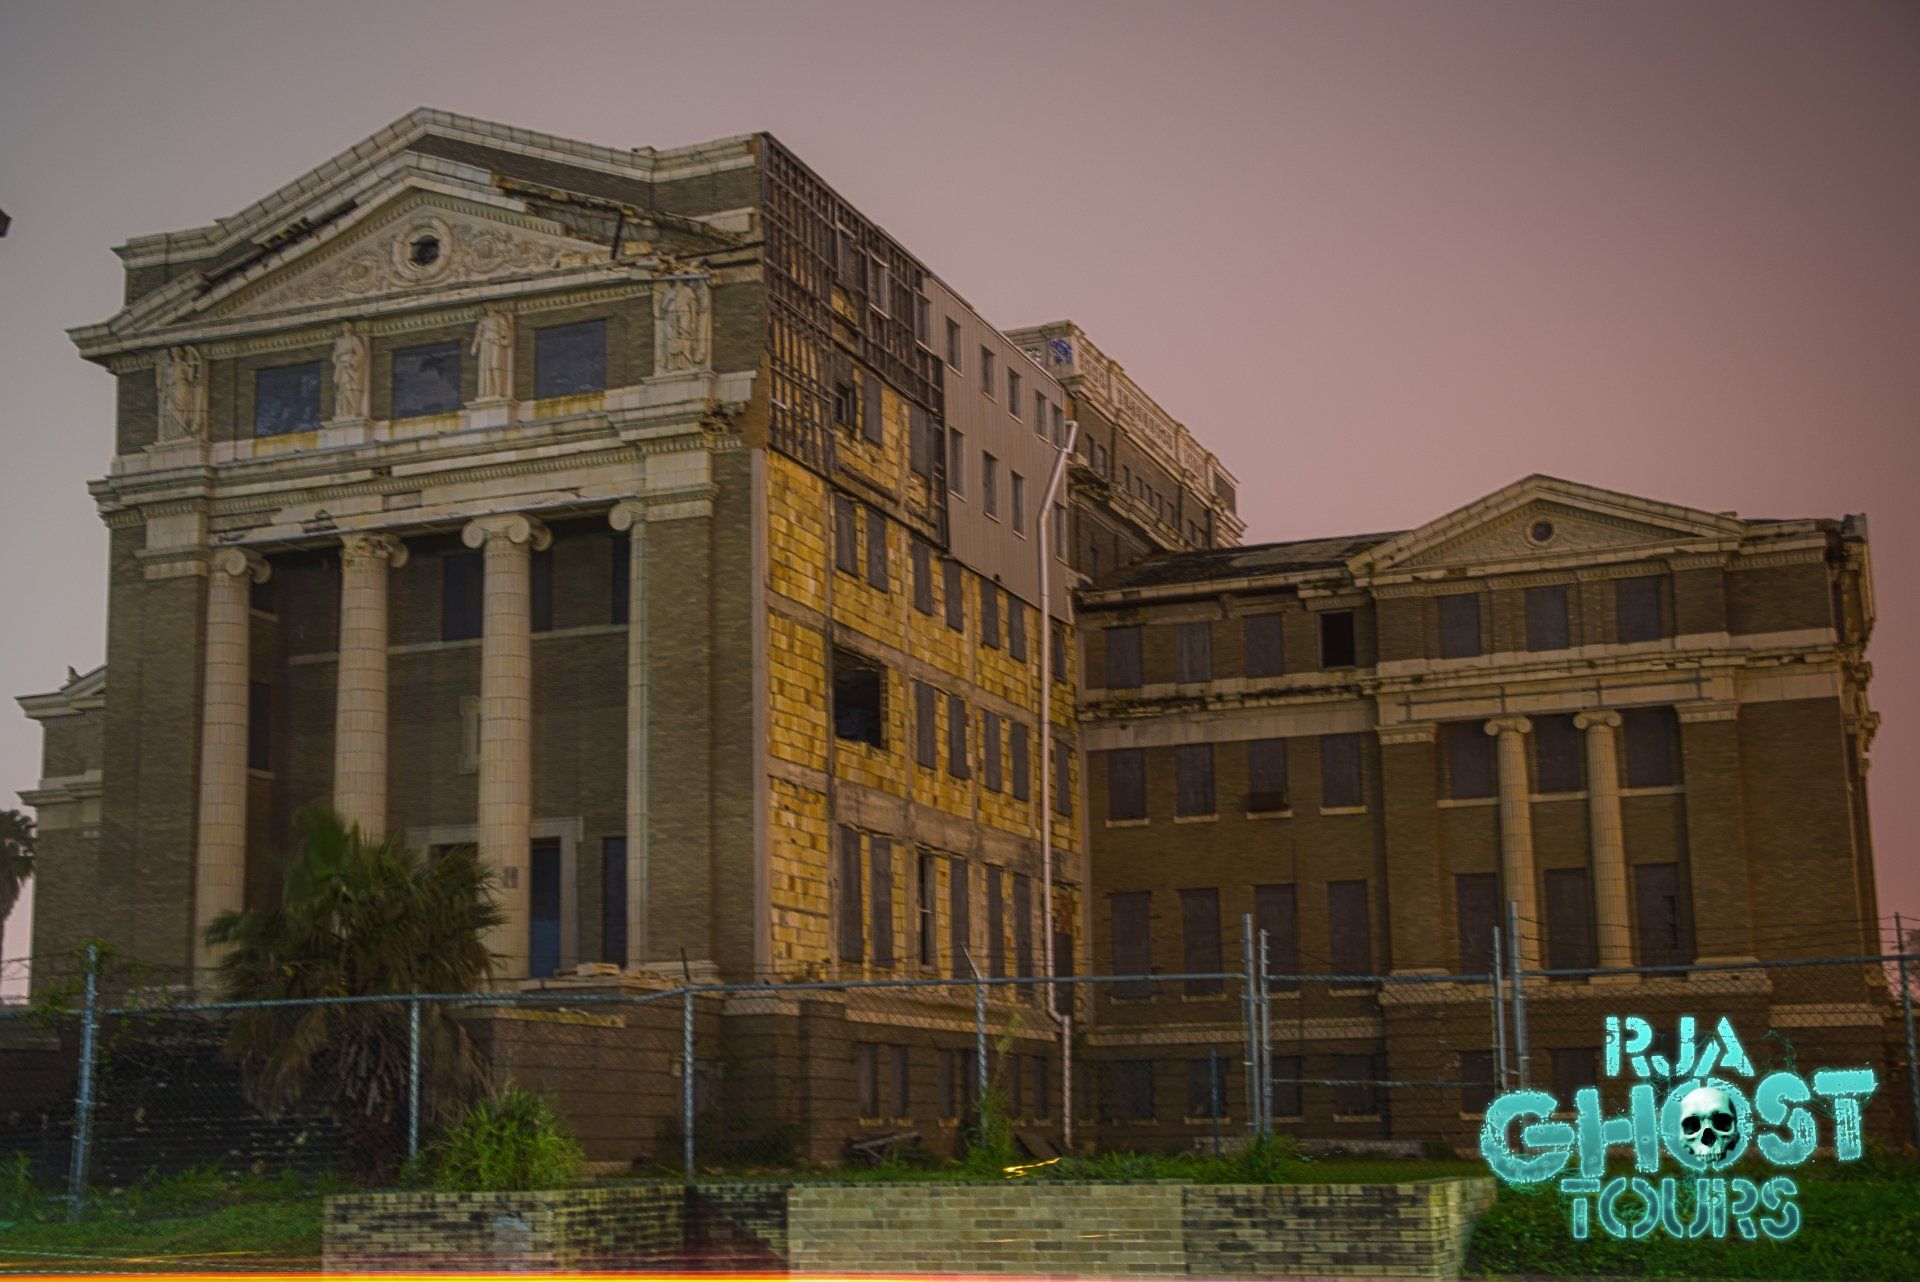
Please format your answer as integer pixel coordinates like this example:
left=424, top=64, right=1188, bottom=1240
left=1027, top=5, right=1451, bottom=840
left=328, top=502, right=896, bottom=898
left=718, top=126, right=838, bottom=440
left=1037, top=419, right=1079, bottom=1149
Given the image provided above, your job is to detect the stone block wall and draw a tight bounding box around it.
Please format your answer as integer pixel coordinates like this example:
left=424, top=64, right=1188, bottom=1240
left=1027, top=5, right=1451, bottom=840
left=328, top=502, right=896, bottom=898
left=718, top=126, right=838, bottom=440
left=1183, top=1179, right=1496, bottom=1279
left=323, top=1185, right=683, bottom=1272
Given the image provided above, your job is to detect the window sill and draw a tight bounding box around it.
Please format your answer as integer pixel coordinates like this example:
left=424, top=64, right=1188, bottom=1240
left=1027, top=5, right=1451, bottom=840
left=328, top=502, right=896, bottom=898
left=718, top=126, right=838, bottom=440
left=1437, top=796, right=1497, bottom=809
left=1333, top=1113, right=1383, bottom=1122
left=246, top=768, right=275, bottom=781
left=1172, top=814, right=1218, bottom=824
left=1104, top=818, right=1150, bottom=828
left=1328, top=986, right=1377, bottom=996
left=1318, top=805, right=1368, bottom=817
left=1245, top=809, right=1292, bottom=820
left=1622, top=784, right=1685, bottom=797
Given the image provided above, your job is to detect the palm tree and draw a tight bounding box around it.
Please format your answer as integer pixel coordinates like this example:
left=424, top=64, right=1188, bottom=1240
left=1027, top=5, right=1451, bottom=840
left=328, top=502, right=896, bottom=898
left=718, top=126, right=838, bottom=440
left=204, top=805, right=504, bottom=1181
left=0, top=809, right=33, bottom=941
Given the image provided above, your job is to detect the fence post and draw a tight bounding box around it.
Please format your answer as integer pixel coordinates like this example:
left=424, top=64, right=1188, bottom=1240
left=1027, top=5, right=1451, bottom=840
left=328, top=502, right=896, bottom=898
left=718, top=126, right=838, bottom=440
left=681, top=985, right=695, bottom=1182
left=971, top=955, right=988, bottom=1112
left=1896, top=913, right=1920, bottom=1153
left=67, top=942, right=99, bottom=1222
left=407, top=998, right=422, bottom=1163
left=1257, top=928, right=1272, bottom=1136
left=1241, top=914, right=1257, bottom=1137
left=1491, top=925, right=1508, bottom=1091
left=1506, top=901, right=1530, bottom=1089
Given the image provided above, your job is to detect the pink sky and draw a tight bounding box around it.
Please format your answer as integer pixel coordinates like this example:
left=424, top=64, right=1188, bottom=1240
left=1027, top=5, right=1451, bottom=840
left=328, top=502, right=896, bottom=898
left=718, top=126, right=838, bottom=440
left=2, top=0, right=1915, bottom=965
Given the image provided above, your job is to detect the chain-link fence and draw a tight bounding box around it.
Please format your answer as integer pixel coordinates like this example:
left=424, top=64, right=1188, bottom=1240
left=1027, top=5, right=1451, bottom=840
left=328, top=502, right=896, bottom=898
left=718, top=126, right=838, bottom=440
left=3, top=918, right=1915, bottom=1211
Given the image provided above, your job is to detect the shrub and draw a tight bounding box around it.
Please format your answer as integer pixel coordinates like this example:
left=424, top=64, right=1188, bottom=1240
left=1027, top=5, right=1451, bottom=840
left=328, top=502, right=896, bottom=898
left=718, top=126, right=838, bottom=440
left=414, top=1086, right=584, bottom=1192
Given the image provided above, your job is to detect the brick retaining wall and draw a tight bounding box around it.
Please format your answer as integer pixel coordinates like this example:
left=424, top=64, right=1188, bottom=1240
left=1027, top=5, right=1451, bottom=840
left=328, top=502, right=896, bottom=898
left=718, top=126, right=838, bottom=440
left=325, top=1177, right=1495, bottom=1277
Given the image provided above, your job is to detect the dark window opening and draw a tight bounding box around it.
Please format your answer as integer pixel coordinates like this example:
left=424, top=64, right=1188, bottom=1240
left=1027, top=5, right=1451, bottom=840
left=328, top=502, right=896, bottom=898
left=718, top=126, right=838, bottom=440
left=918, top=852, right=938, bottom=967
left=1334, top=1053, right=1382, bottom=1116
left=246, top=680, right=271, bottom=772
left=601, top=837, right=627, bottom=965
left=1180, top=887, right=1223, bottom=996
left=1247, top=738, right=1288, bottom=813
left=529, top=838, right=562, bottom=978
left=942, top=559, right=965, bottom=631
left=982, top=711, right=1003, bottom=793
left=391, top=341, right=462, bottom=418
left=833, top=379, right=857, bottom=429
left=1320, top=733, right=1365, bottom=808
left=1534, top=713, right=1585, bottom=793
left=1327, top=880, right=1372, bottom=977
left=913, top=681, right=937, bottom=769
left=1110, top=890, right=1152, bottom=998
left=1013, top=873, right=1034, bottom=981
left=1319, top=610, right=1357, bottom=668
left=1255, top=883, right=1298, bottom=991
left=861, top=373, right=883, bottom=445
left=534, top=319, right=606, bottom=398
left=530, top=546, right=554, bottom=633
left=1271, top=1055, right=1303, bottom=1117
left=1622, top=706, right=1678, bottom=787
left=1634, top=862, right=1686, bottom=966
left=832, top=648, right=886, bottom=748
left=1187, top=1057, right=1229, bottom=1119
left=911, top=540, right=934, bottom=614
left=1460, top=1050, right=1495, bottom=1116
left=986, top=866, right=1005, bottom=979
left=1455, top=872, right=1500, bottom=974
left=950, top=857, right=972, bottom=978
left=980, top=579, right=1000, bottom=648
left=441, top=550, right=483, bottom=641
left=610, top=533, right=631, bottom=625
left=1010, top=723, right=1030, bottom=802
left=1617, top=575, right=1666, bottom=644
left=254, top=361, right=323, bottom=436
left=1008, top=598, right=1028, bottom=662
left=833, top=494, right=859, bottom=575
left=1101, top=1060, right=1155, bottom=1122
left=1446, top=722, right=1495, bottom=800
left=1053, top=742, right=1073, bottom=817
left=1544, top=867, right=1597, bottom=971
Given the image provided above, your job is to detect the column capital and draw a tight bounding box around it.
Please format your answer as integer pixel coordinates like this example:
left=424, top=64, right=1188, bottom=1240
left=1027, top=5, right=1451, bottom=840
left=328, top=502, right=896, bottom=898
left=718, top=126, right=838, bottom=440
left=1484, top=715, right=1533, bottom=737
left=1573, top=709, right=1623, bottom=732
left=340, top=531, right=409, bottom=570
left=461, top=513, right=551, bottom=552
left=608, top=498, right=647, bottom=532
left=209, top=547, right=270, bottom=583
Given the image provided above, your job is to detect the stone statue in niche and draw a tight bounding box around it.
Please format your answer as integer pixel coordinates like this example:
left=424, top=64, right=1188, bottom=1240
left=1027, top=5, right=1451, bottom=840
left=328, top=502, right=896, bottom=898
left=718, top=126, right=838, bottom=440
left=331, top=322, right=371, bottom=421
left=471, top=305, right=514, bottom=401
left=655, top=274, right=710, bottom=374
left=155, top=345, right=206, bottom=442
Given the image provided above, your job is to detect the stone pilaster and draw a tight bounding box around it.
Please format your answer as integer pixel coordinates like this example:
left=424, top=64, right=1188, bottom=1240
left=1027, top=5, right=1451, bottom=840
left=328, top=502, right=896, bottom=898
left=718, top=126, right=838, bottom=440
left=463, top=513, right=550, bottom=977
left=609, top=499, right=649, bottom=969
left=333, top=533, right=407, bottom=838
left=1377, top=722, right=1443, bottom=972
left=193, top=547, right=268, bottom=978
left=1485, top=716, right=1539, bottom=972
left=1677, top=700, right=1755, bottom=962
left=1575, top=710, right=1632, bottom=970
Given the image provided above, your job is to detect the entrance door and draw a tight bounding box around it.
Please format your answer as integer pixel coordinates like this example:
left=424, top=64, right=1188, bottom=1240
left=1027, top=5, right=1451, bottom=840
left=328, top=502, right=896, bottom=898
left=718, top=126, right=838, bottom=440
left=529, top=838, right=562, bottom=978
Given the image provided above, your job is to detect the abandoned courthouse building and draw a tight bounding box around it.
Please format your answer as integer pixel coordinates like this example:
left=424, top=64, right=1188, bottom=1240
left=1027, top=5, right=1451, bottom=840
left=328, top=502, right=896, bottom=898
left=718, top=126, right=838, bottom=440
left=16, top=111, right=1887, bottom=1152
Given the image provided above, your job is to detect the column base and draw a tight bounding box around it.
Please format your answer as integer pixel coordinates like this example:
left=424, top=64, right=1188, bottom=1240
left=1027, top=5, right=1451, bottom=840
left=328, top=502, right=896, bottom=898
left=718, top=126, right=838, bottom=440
left=463, top=398, right=515, bottom=430
left=319, top=417, right=373, bottom=448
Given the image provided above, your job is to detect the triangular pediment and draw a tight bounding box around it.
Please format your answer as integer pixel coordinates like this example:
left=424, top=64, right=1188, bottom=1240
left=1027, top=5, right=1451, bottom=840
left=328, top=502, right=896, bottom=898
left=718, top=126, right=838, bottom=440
left=197, top=184, right=608, bottom=322
left=1348, top=476, right=1745, bottom=576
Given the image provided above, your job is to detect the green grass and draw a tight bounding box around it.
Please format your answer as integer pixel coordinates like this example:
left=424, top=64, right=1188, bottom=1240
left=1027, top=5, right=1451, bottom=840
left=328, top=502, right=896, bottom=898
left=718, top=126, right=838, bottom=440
left=1466, top=1160, right=1920, bottom=1282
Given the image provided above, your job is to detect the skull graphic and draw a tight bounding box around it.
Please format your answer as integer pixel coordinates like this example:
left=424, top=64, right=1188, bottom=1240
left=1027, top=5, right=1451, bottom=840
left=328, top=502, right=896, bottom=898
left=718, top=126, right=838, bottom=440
left=1678, top=1084, right=1739, bottom=1162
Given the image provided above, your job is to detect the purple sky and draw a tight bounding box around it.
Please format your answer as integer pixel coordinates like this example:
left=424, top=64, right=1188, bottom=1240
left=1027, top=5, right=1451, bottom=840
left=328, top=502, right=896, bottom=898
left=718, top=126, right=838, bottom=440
left=2, top=1, right=1916, bottom=964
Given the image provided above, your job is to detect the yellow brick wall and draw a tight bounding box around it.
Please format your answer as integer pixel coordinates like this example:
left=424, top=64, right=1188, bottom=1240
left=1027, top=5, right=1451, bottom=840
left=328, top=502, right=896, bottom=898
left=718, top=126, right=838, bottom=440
left=768, top=775, right=832, bottom=971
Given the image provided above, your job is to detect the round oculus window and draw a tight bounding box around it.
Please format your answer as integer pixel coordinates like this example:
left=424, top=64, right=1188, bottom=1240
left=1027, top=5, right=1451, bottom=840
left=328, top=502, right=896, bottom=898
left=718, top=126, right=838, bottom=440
left=408, top=235, right=441, bottom=267
left=1528, top=520, right=1557, bottom=545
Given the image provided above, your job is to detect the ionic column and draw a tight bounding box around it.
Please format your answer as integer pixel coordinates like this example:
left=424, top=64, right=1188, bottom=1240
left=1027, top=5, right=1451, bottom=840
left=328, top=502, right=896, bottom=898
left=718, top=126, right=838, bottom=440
left=194, top=548, right=269, bottom=977
left=609, top=499, right=648, bottom=969
left=333, top=533, right=408, bottom=838
left=1575, top=710, right=1632, bottom=970
left=463, top=514, right=550, bottom=977
left=1485, top=716, right=1539, bottom=972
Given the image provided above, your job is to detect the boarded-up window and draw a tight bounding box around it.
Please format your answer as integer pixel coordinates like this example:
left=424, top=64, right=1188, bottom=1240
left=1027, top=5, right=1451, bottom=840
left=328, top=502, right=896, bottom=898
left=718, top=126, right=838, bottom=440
left=1255, top=884, right=1298, bottom=991
left=1460, top=1049, right=1495, bottom=1116
left=982, top=711, right=1003, bottom=793
left=1320, top=733, right=1365, bottom=808
left=983, top=453, right=999, bottom=518
left=1623, top=706, right=1677, bottom=787
left=908, top=405, right=932, bottom=475
left=948, top=429, right=966, bottom=495
left=1013, top=873, right=1034, bottom=979
left=889, top=1045, right=910, bottom=1116
left=1617, top=575, right=1665, bottom=643
left=1319, top=610, right=1357, bottom=668
left=1105, top=626, right=1142, bottom=688
left=1174, top=620, right=1212, bottom=682
left=392, top=340, right=462, bottom=418
left=1247, top=738, right=1289, bottom=813
left=1101, top=1061, right=1155, bottom=1121
left=1446, top=722, right=1495, bottom=800
left=986, top=866, right=1005, bottom=978
left=246, top=681, right=271, bottom=772
left=1187, top=1057, right=1227, bottom=1118
left=1053, top=742, right=1073, bottom=817
left=951, top=858, right=972, bottom=977
left=535, top=320, right=606, bottom=397
left=838, top=826, right=863, bottom=963
left=918, top=852, right=938, bottom=967
left=861, top=371, right=883, bottom=444
left=441, top=550, right=483, bottom=641
left=943, top=558, right=964, bottom=631
left=1334, top=1053, right=1382, bottom=1115
left=1244, top=613, right=1285, bottom=678
left=1455, top=872, right=1500, bottom=974
left=254, top=361, right=322, bottom=435
left=1175, top=743, right=1215, bottom=817
left=1544, top=866, right=1596, bottom=971
left=869, top=837, right=895, bottom=966
left=1031, top=1055, right=1050, bottom=1119
left=601, top=836, right=627, bottom=965
left=911, top=540, right=934, bottom=614
left=1180, top=888, right=1223, bottom=995
left=914, top=681, right=937, bottom=768
left=1051, top=621, right=1069, bottom=682
left=1271, top=1055, right=1303, bottom=1117
left=1440, top=594, right=1482, bottom=659
left=946, top=695, right=970, bottom=779
left=856, top=1043, right=879, bottom=1116
left=1110, top=891, right=1151, bottom=997
left=1106, top=748, right=1146, bottom=821
left=1327, top=880, right=1372, bottom=976
left=864, top=506, right=888, bottom=589
left=1526, top=585, right=1571, bottom=651
left=609, top=534, right=630, bottom=625
left=1634, top=862, right=1686, bottom=966
left=833, top=494, right=858, bottom=574
left=980, top=579, right=1000, bottom=648
left=1010, top=722, right=1030, bottom=801
left=1008, top=598, right=1027, bottom=661
left=1534, top=714, right=1584, bottom=793
left=530, top=547, right=554, bottom=633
